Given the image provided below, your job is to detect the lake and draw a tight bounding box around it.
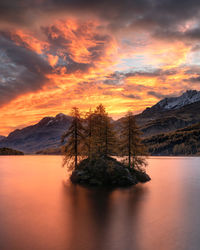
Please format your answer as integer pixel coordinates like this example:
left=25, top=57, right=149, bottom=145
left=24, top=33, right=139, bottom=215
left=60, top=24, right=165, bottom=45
left=0, top=156, right=200, bottom=250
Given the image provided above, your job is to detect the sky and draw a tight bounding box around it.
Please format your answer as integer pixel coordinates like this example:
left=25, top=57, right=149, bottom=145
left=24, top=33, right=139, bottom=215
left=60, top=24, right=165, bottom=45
left=1, top=0, right=200, bottom=135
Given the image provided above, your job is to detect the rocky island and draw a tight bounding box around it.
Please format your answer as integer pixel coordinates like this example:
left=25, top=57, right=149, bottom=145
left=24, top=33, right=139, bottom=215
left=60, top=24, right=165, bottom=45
left=62, top=105, right=151, bottom=187
left=71, top=156, right=150, bottom=187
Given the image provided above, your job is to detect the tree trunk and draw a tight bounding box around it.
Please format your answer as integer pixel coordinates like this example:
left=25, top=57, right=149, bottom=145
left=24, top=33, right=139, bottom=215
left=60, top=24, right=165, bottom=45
left=74, top=118, right=78, bottom=169
left=105, top=121, right=108, bottom=157
left=88, top=118, right=91, bottom=158
left=128, top=115, right=131, bottom=168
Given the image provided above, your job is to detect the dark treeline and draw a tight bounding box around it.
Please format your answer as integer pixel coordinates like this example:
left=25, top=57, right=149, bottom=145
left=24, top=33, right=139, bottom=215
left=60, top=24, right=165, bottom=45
left=61, top=104, right=147, bottom=171
left=0, top=147, right=24, bottom=155
left=144, top=122, right=200, bottom=156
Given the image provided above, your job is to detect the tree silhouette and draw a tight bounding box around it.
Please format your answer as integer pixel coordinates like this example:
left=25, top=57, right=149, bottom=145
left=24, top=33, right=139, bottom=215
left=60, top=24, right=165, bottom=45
left=93, top=104, right=107, bottom=156
left=62, top=106, right=147, bottom=172
left=62, top=107, right=84, bottom=169
left=61, top=106, right=150, bottom=186
left=103, top=114, right=117, bottom=157
left=120, top=111, right=147, bottom=170
left=84, top=104, right=117, bottom=158
left=84, top=108, right=95, bottom=158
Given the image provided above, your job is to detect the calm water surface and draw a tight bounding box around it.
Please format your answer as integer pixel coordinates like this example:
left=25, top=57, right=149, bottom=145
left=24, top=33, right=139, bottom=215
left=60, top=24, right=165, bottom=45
left=0, top=156, right=200, bottom=250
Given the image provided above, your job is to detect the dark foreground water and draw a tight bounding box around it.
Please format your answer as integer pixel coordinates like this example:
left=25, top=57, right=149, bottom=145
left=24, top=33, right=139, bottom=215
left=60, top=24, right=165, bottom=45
left=0, top=156, right=200, bottom=250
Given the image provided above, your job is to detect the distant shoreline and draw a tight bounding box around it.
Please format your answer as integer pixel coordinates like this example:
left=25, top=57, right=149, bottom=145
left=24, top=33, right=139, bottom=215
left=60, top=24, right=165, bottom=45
left=0, top=147, right=24, bottom=155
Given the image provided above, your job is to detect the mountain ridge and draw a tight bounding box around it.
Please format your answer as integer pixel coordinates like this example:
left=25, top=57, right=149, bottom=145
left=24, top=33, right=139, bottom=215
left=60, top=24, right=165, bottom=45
left=0, top=113, right=72, bottom=153
left=0, top=135, right=6, bottom=141
left=136, top=100, right=200, bottom=136
left=143, top=122, right=200, bottom=155
left=1, top=90, right=200, bottom=153
left=142, top=90, right=200, bottom=114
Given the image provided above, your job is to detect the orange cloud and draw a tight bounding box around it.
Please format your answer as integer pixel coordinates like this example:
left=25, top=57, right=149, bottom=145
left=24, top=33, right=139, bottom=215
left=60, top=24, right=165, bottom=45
left=0, top=18, right=199, bottom=136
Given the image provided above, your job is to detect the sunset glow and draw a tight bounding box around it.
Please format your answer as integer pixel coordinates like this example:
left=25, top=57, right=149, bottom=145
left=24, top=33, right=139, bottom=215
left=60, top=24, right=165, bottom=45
left=1, top=1, right=200, bottom=135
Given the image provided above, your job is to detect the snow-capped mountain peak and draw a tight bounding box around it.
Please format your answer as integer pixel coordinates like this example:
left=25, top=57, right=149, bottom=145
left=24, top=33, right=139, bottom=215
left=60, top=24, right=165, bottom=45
left=55, top=113, right=67, bottom=121
left=155, top=90, right=200, bottom=111
left=37, top=113, right=71, bottom=127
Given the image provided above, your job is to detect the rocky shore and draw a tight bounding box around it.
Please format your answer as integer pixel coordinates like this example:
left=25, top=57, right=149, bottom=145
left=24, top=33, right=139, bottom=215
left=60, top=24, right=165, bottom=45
left=70, top=156, right=151, bottom=187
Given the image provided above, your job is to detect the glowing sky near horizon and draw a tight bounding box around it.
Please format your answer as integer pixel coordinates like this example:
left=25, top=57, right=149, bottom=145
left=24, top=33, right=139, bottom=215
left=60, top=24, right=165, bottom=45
left=1, top=0, right=200, bottom=135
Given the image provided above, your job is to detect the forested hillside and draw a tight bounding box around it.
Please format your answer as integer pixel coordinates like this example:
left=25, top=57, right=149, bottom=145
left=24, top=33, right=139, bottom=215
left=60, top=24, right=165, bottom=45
left=144, top=123, right=200, bottom=155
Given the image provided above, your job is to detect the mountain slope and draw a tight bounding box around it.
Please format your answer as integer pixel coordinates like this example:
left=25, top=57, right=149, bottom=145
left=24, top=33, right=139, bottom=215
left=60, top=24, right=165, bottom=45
left=143, top=122, right=200, bottom=155
left=1, top=89, right=200, bottom=154
left=135, top=98, right=200, bottom=137
left=0, top=113, right=72, bottom=153
left=0, top=135, right=5, bottom=141
left=114, top=99, right=200, bottom=137
left=143, top=90, right=200, bottom=113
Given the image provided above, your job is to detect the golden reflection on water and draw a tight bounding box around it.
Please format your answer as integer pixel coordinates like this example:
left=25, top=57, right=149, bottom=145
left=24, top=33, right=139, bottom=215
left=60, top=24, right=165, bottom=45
left=1, top=156, right=200, bottom=250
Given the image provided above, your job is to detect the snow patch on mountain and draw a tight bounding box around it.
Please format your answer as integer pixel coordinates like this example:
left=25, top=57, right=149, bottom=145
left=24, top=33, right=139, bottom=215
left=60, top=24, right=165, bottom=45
left=155, top=90, right=200, bottom=111
left=37, top=113, right=71, bottom=127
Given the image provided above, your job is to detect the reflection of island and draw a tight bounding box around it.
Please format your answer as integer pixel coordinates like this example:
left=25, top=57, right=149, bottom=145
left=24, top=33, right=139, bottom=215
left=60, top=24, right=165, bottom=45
left=62, top=183, right=148, bottom=250
left=0, top=147, right=24, bottom=155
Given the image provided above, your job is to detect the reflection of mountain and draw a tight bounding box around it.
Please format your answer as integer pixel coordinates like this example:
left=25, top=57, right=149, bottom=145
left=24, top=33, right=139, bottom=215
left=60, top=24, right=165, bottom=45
left=0, top=90, right=200, bottom=155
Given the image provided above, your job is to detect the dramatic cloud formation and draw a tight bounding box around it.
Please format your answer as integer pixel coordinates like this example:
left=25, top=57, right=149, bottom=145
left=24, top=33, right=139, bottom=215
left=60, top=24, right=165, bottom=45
left=1, top=0, right=200, bottom=135
left=0, top=34, right=52, bottom=105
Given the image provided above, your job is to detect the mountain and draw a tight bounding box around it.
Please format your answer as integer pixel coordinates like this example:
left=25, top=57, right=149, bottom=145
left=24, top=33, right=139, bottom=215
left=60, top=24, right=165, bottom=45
left=134, top=91, right=200, bottom=137
left=1, top=89, right=200, bottom=154
left=143, top=90, right=200, bottom=113
left=115, top=99, right=200, bottom=137
left=0, top=113, right=72, bottom=153
left=0, top=135, right=6, bottom=141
